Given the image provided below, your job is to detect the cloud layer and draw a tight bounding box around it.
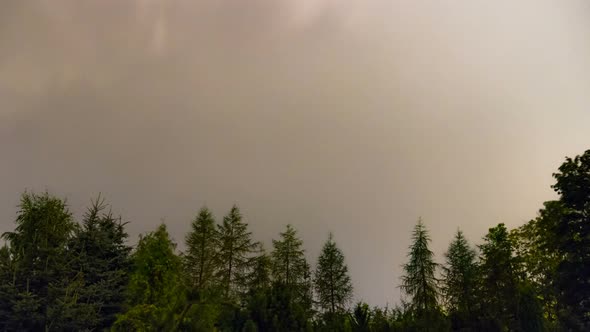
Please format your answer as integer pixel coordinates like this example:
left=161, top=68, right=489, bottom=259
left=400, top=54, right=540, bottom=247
left=1, top=0, right=590, bottom=305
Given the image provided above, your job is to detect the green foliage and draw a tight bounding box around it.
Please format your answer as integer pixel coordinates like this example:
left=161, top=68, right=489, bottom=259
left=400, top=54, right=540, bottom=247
left=510, top=201, right=563, bottom=326
left=271, top=224, right=313, bottom=320
left=116, top=223, right=185, bottom=330
left=272, top=224, right=308, bottom=287
left=180, top=207, right=225, bottom=331
left=551, top=149, right=590, bottom=329
left=516, top=282, right=544, bottom=332
left=184, top=207, right=219, bottom=293
left=182, top=300, right=222, bottom=331
left=244, top=283, right=312, bottom=331
left=0, top=245, right=16, bottom=328
left=112, top=304, right=163, bottom=331
left=67, top=195, right=132, bottom=330
left=0, top=148, right=589, bottom=331
left=248, top=244, right=272, bottom=293
left=1, top=192, right=78, bottom=331
left=314, top=233, right=353, bottom=316
left=400, top=219, right=440, bottom=320
left=2, top=192, right=76, bottom=270
left=479, top=223, right=545, bottom=331
left=371, top=306, right=393, bottom=331
left=479, top=223, right=519, bottom=329
left=237, top=224, right=316, bottom=331
left=441, top=230, right=478, bottom=330
left=217, top=205, right=259, bottom=301
left=350, top=302, right=371, bottom=332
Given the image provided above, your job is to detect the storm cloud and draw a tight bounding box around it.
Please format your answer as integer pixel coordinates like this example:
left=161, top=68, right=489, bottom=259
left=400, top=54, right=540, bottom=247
left=1, top=0, right=590, bottom=306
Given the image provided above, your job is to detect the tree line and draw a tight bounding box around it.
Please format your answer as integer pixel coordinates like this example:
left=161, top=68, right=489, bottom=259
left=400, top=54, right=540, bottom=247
left=0, top=149, right=589, bottom=331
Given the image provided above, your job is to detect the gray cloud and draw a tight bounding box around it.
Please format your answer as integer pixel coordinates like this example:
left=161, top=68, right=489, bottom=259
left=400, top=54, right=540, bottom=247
left=1, top=0, right=590, bottom=306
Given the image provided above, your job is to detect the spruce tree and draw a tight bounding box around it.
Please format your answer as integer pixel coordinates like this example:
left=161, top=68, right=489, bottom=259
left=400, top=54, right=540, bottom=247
left=184, top=206, right=219, bottom=293
left=400, top=218, right=439, bottom=318
left=441, top=230, right=478, bottom=329
left=314, top=233, right=353, bottom=315
left=67, top=195, right=132, bottom=330
left=216, top=205, right=258, bottom=300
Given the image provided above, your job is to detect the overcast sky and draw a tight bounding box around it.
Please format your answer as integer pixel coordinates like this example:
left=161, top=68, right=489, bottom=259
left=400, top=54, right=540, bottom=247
left=1, top=0, right=590, bottom=306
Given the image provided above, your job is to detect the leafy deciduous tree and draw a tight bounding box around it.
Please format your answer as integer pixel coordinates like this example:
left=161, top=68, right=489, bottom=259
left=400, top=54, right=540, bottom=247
left=479, top=223, right=543, bottom=331
left=551, top=149, right=590, bottom=329
left=114, top=224, right=184, bottom=331
left=510, top=201, right=563, bottom=326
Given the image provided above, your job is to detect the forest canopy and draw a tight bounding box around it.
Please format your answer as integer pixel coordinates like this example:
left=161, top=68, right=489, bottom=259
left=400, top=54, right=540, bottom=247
left=1, top=149, right=589, bottom=331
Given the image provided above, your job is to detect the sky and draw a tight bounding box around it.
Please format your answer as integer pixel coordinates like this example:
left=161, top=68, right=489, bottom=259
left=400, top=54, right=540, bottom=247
left=1, top=0, right=590, bottom=306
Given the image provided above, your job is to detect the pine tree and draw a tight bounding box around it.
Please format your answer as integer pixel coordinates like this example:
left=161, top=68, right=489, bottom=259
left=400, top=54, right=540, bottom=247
left=400, top=218, right=439, bottom=319
left=314, top=233, right=353, bottom=315
left=216, top=205, right=259, bottom=300
left=184, top=206, right=219, bottom=293
left=441, top=230, right=478, bottom=329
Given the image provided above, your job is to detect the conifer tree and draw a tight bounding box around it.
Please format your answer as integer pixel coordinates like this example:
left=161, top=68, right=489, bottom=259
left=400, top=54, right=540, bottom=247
left=350, top=302, right=371, bottom=332
left=248, top=244, right=272, bottom=293
left=243, top=245, right=273, bottom=330
left=314, top=233, right=353, bottom=315
left=67, top=195, right=132, bottom=330
left=184, top=206, right=219, bottom=293
left=271, top=224, right=308, bottom=287
left=441, top=230, right=478, bottom=330
left=1, top=192, right=77, bottom=331
left=400, top=218, right=439, bottom=319
left=0, top=245, right=16, bottom=330
left=216, top=205, right=258, bottom=300
left=269, top=224, right=315, bottom=327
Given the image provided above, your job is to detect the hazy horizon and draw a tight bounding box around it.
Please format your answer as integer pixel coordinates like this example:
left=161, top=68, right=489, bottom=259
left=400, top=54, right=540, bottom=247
left=1, top=0, right=590, bottom=306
